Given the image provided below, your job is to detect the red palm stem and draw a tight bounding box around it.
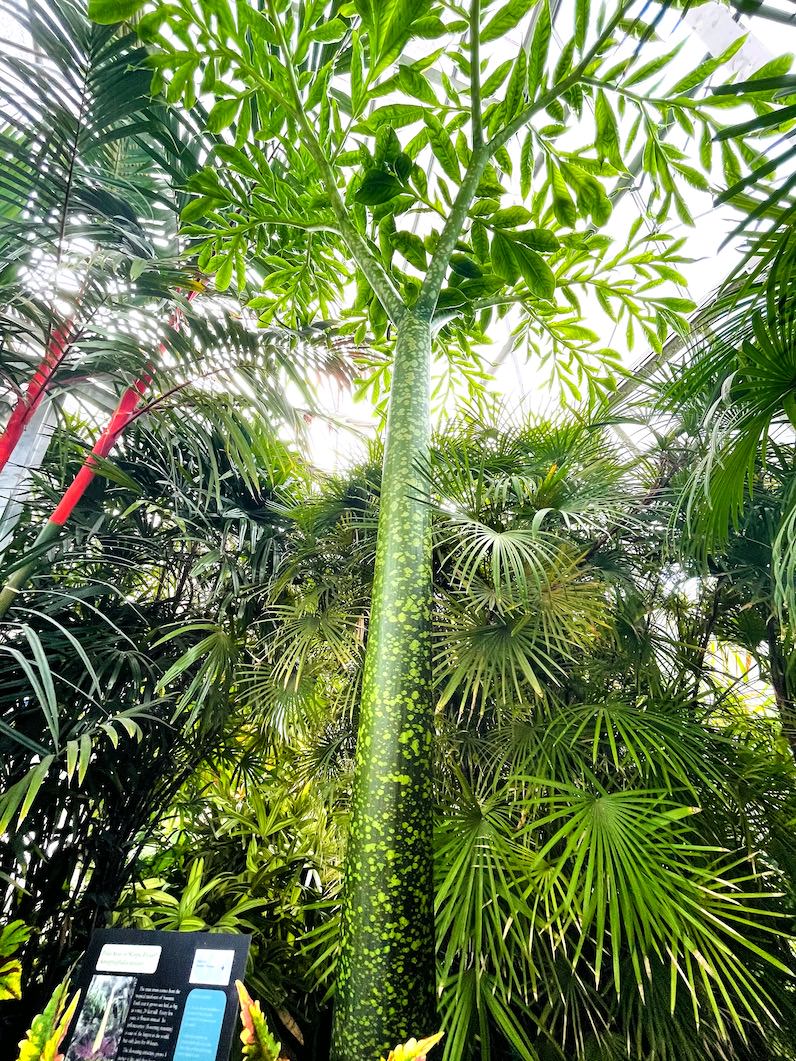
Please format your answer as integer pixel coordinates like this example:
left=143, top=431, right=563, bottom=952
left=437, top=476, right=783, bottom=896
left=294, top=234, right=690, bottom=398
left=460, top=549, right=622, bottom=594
left=50, top=290, right=198, bottom=526
left=0, top=321, right=75, bottom=472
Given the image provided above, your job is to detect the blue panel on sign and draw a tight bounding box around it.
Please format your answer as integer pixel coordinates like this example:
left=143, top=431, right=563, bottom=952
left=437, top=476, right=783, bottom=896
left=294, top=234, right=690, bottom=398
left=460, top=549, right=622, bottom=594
left=173, top=988, right=227, bottom=1061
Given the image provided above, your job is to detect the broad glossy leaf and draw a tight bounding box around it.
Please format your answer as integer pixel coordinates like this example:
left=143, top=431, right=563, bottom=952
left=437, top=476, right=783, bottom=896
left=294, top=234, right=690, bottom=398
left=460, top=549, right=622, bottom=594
left=513, top=228, right=559, bottom=251
left=561, top=163, right=611, bottom=226
left=363, top=103, right=427, bottom=131
left=363, top=0, right=434, bottom=75
left=215, top=254, right=234, bottom=291
left=356, top=169, right=403, bottom=204
left=491, top=205, right=533, bottom=227
left=310, top=18, right=348, bottom=42
left=395, top=153, right=414, bottom=180
left=393, top=230, right=427, bottom=269
left=471, top=221, right=490, bottom=261
left=513, top=242, right=555, bottom=298
left=490, top=231, right=519, bottom=283
left=398, top=64, right=437, bottom=105
left=207, top=97, right=241, bottom=133
left=475, top=165, right=506, bottom=197
left=450, top=254, right=483, bottom=278
left=413, top=15, right=447, bottom=38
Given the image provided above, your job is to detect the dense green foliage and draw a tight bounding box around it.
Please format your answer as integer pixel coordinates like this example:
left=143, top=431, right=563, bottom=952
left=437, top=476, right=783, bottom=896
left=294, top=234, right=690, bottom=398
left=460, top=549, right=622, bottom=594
left=2, top=0, right=796, bottom=1058
left=85, top=0, right=794, bottom=1050
left=9, top=403, right=796, bottom=1058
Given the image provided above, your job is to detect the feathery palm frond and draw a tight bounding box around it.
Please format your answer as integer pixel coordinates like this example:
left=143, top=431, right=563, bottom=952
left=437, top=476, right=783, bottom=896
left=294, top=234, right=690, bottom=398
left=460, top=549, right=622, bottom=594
left=660, top=267, right=796, bottom=625
left=0, top=0, right=203, bottom=402
left=709, top=59, right=796, bottom=287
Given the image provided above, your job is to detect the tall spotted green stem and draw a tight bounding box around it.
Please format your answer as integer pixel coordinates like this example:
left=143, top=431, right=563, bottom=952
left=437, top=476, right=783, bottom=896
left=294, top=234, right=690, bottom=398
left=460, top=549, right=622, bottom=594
left=331, top=311, right=435, bottom=1059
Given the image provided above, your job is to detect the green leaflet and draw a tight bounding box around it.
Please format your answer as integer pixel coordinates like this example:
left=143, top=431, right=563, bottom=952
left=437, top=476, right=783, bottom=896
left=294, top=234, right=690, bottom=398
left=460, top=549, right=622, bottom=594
left=357, top=170, right=403, bottom=205
left=207, top=97, right=241, bottom=133
left=671, top=35, right=746, bottom=96
left=595, top=90, right=623, bottom=169
left=363, top=104, right=427, bottom=131
left=520, top=132, right=534, bottom=198
left=489, top=232, right=555, bottom=298
left=574, top=0, right=589, bottom=52
left=550, top=166, right=577, bottom=227
left=351, top=32, right=367, bottom=115
left=424, top=114, right=460, bottom=183
left=309, top=18, right=348, bottom=43
left=513, top=243, right=555, bottom=299
left=398, top=64, right=437, bottom=105
left=623, top=40, right=685, bottom=88
left=355, top=0, right=434, bottom=76
left=450, top=254, right=482, bottom=278
left=88, top=0, right=145, bottom=22
left=503, top=50, right=528, bottom=124
left=490, top=231, right=520, bottom=284
left=393, top=230, right=428, bottom=269
left=561, top=162, right=612, bottom=226
left=528, top=0, right=552, bottom=99
left=482, top=60, right=513, bottom=97
left=471, top=221, right=490, bottom=261
left=481, top=0, right=539, bottom=44
left=491, top=205, right=533, bottom=227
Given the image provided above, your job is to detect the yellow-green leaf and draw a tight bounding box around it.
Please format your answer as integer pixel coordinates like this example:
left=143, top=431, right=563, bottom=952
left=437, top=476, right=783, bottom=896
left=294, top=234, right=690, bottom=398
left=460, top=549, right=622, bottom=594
left=528, top=0, right=551, bottom=97
left=491, top=232, right=519, bottom=284
left=310, top=18, right=348, bottom=42
left=513, top=242, right=555, bottom=299
left=482, top=0, right=539, bottom=43
left=424, top=113, right=460, bottom=183
left=0, top=959, right=22, bottom=1001
left=88, top=0, right=144, bottom=23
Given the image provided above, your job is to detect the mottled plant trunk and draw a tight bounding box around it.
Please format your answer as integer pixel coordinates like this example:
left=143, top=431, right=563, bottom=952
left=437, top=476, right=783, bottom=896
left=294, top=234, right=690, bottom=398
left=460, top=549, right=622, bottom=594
left=331, top=311, right=436, bottom=1059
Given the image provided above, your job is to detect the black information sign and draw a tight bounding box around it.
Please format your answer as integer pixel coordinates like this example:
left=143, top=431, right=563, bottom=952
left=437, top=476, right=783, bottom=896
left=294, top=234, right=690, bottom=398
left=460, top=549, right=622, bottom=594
left=61, top=928, right=250, bottom=1061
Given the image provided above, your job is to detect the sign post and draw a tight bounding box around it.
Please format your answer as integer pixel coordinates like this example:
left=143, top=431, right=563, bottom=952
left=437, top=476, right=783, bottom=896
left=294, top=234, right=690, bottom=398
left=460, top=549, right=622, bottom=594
left=61, top=928, right=251, bottom=1061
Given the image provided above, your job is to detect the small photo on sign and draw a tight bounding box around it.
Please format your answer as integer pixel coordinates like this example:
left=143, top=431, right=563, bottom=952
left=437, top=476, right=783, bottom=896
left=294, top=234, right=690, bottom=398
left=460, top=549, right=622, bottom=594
left=188, top=949, right=235, bottom=986
left=65, top=974, right=136, bottom=1061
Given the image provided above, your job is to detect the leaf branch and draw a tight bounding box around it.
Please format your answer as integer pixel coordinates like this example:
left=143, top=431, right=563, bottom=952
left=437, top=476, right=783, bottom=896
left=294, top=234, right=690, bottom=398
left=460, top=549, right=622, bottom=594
left=266, top=3, right=405, bottom=324
left=416, top=145, right=492, bottom=318
left=487, top=0, right=635, bottom=155
left=419, top=0, right=637, bottom=319
left=470, top=0, right=483, bottom=148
